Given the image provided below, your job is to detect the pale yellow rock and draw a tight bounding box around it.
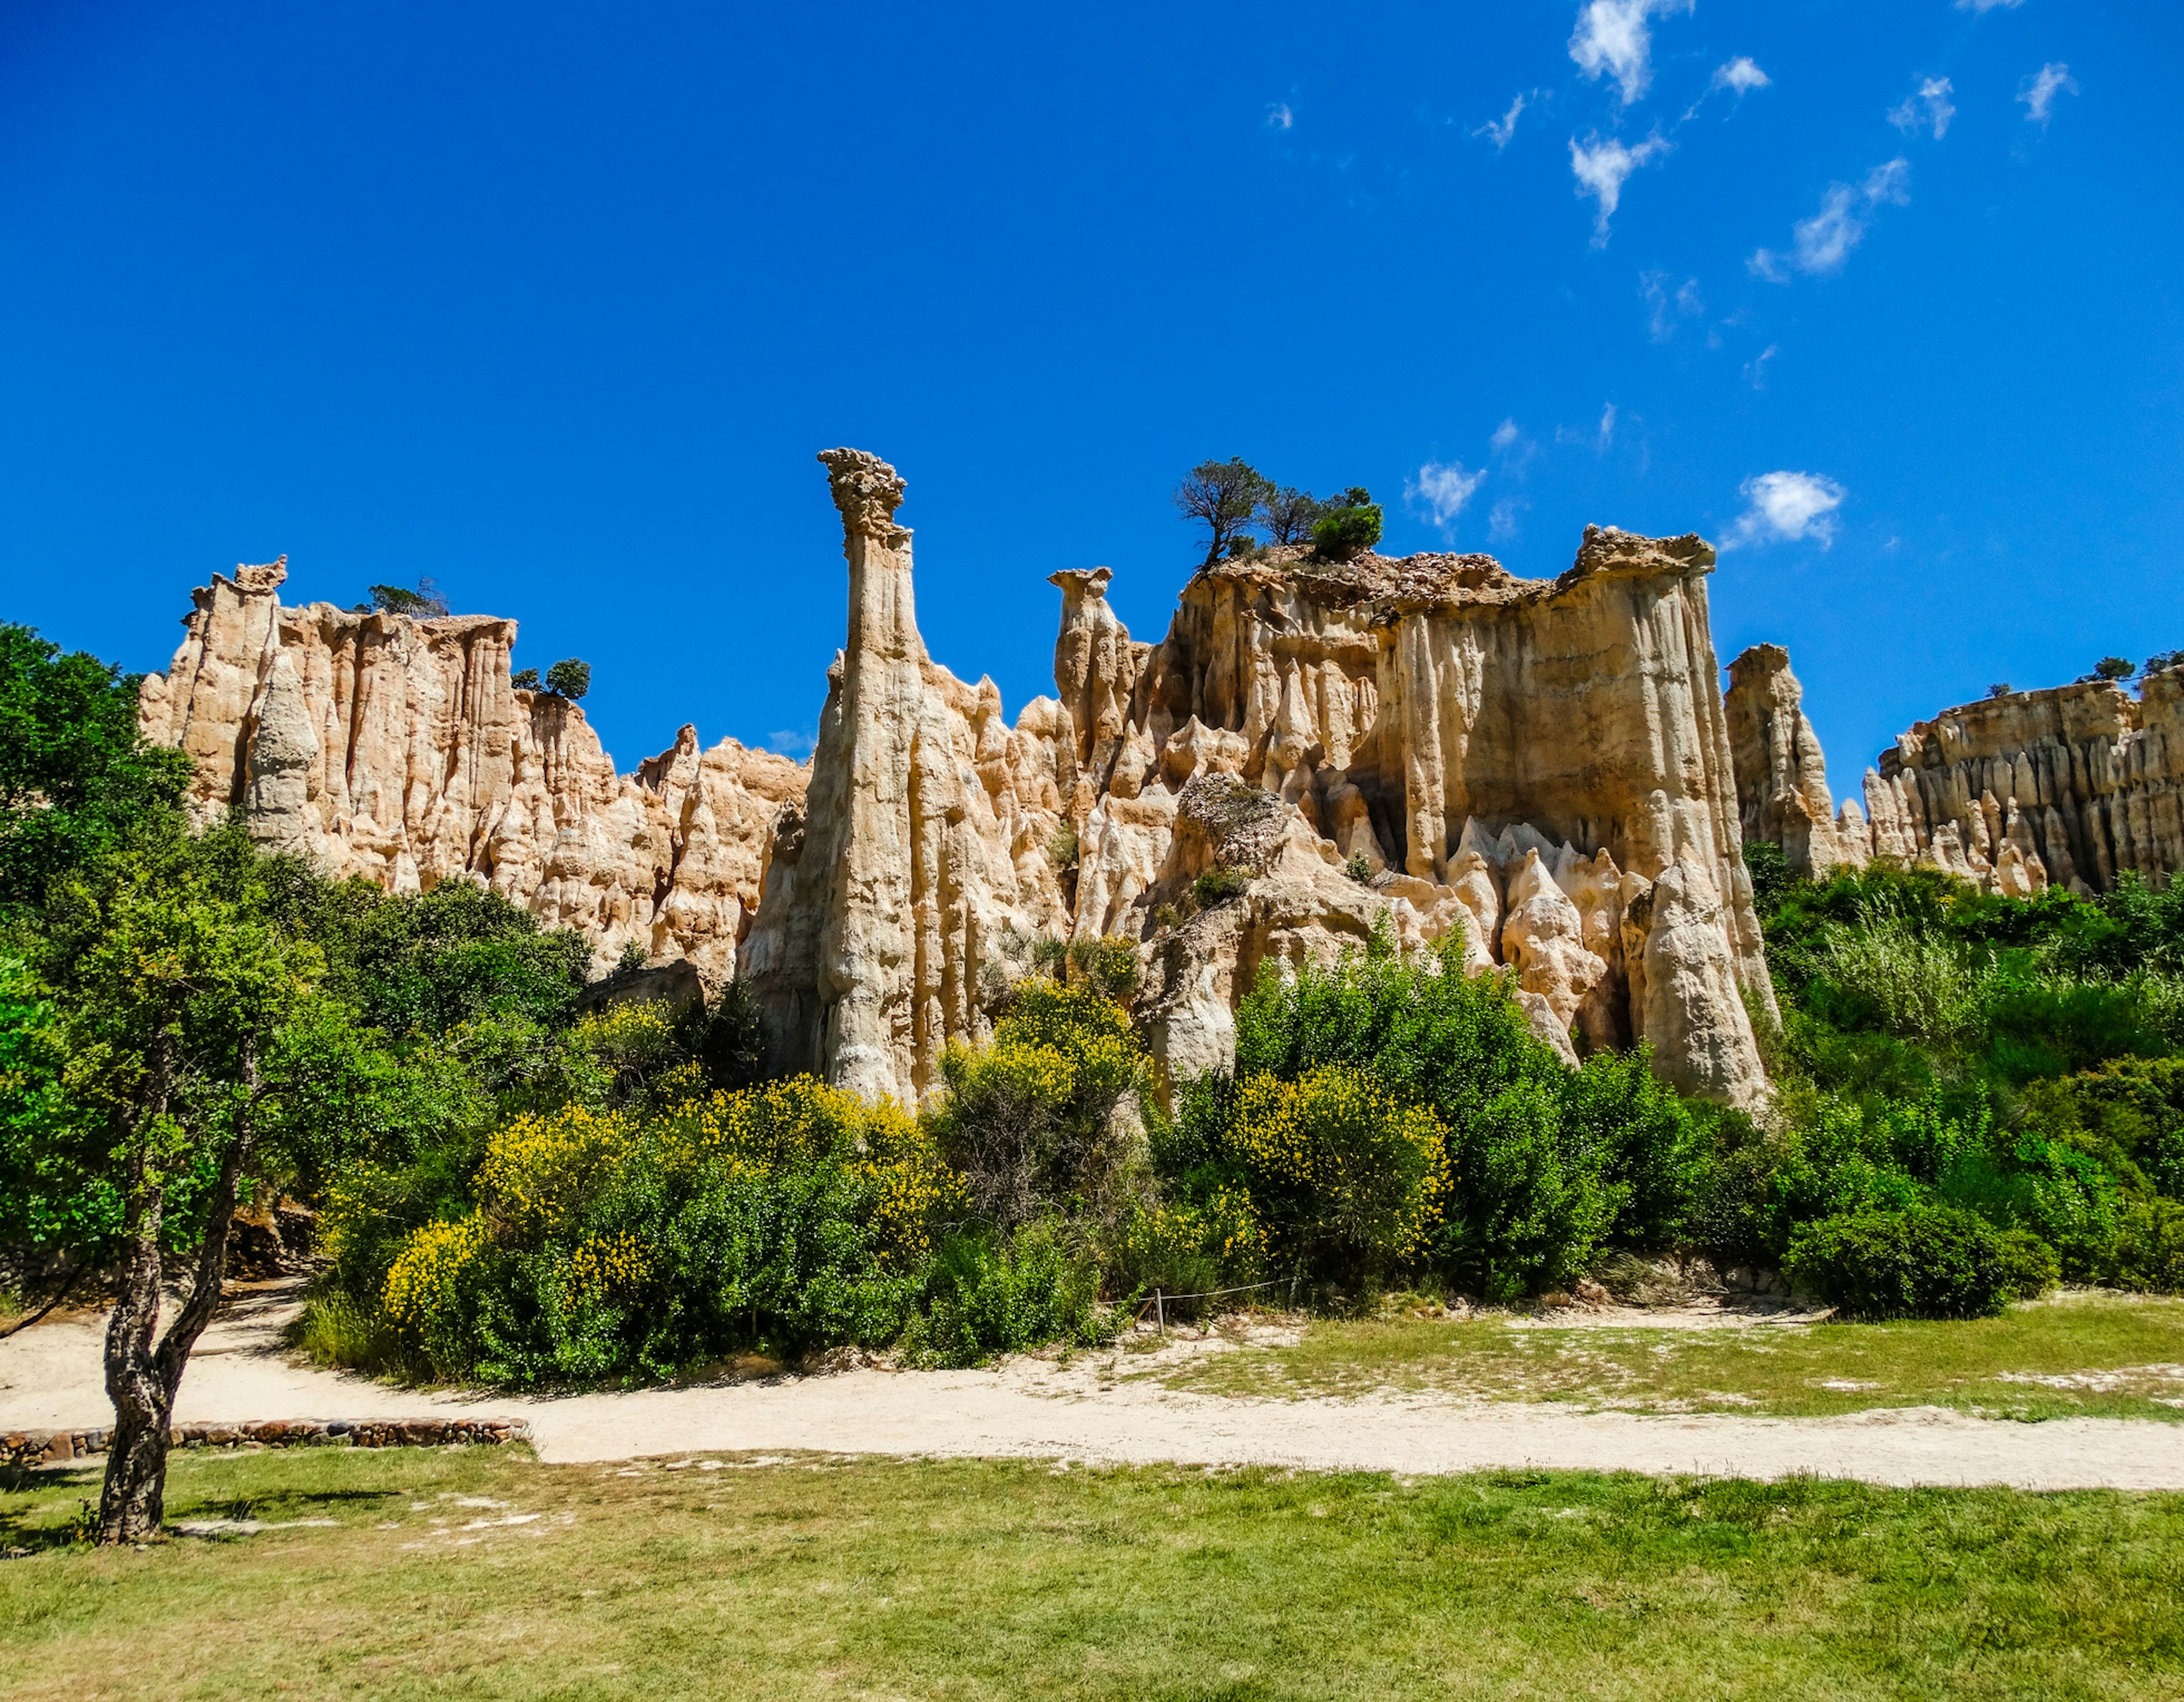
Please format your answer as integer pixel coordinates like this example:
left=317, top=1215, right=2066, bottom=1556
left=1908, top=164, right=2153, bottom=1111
left=138, top=560, right=806, bottom=982
left=1724, top=643, right=1869, bottom=877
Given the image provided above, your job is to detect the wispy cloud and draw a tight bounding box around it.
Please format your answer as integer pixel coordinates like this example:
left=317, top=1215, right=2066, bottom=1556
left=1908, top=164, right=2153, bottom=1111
left=2019, top=63, right=2078, bottom=125
left=1265, top=102, right=1294, bottom=131
left=1488, top=498, right=1528, bottom=542
left=1570, top=132, right=1670, bottom=245
left=1711, top=57, right=1771, bottom=96
left=1749, top=158, right=1911, bottom=282
left=1474, top=92, right=1527, bottom=150
left=1955, top=0, right=2026, bottom=11
left=766, top=729, right=818, bottom=758
left=1888, top=77, right=1956, bottom=141
left=1408, top=461, right=1487, bottom=532
left=1568, top=0, right=1693, bottom=106
left=1726, top=472, right=1846, bottom=550
left=1640, top=271, right=1703, bottom=341
left=1491, top=418, right=1523, bottom=453
left=1744, top=344, right=1779, bottom=389
left=1596, top=403, right=1618, bottom=451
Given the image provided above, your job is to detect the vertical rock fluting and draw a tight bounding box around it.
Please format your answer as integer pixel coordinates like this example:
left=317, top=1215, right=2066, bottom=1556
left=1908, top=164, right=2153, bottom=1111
left=1083, top=527, right=1776, bottom=1106
left=138, top=558, right=807, bottom=981
left=1860, top=675, right=2184, bottom=895
left=1724, top=643, right=1869, bottom=878
left=1726, top=642, right=2184, bottom=897
left=737, top=450, right=1069, bottom=1102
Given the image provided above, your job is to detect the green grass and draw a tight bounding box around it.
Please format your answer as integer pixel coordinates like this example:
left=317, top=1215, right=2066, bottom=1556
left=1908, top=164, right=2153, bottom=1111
left=2, top=1446, right=2182, bottom=1699
left=1145, top=1292, right=2184, bottom=1421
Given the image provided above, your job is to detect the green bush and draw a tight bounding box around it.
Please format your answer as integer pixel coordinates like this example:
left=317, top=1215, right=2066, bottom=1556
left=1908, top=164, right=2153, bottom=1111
left=1309, top=488, right=1383, bottom=563
left=2108, top=1195, right=2184, bottom=1293
left=1194, top=865, right=1251, bottom=906
left=544, top=658, right=591, bottom=701
left=1784, top=1205, right=2028, bottom=1320
left=899, top=1222, right=1110, bottom=1367
left=927, top=981, right=1147, bottom=1230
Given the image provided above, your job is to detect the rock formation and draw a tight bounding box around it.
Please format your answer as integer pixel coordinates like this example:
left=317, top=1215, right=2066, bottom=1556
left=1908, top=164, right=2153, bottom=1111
left=739, top=473, right=1776, bottom=1109
left=1726, top=645, right=2183, bottom=897
left=1724, top=644, right=1869, bottom=878
left=147, top=456, right=1783, bottom=1111
left=737, top=450, right=1072, bottom=1103
left=138, top=558, right=806, bottom=981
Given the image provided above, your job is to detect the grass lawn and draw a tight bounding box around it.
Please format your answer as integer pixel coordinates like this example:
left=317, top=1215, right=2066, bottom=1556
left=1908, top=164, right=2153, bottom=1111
left=3, top=1445, right=2182, bottom=1699
left=1144, top=1292, right=2184, bottom=1422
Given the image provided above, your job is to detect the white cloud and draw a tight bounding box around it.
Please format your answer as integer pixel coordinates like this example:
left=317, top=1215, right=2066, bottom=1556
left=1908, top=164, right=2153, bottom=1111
left=1749, top=158, right=1911, bottom=282
left=1955, top=0, right=2025, bottom=11
left=766, top=729, right=818, bottom=758
left=1475, top=92, right=1527, bottom=151
left=1888, top=77, right=1956, bottom=141
left=1570, top=131, right=1670, bottom=245
left=1568, top=0, right=1692, bottom=106
left=1727, top=471, right=1846, bottom=549
left=2020, top=63, right=2078, bottom=125
left=1710, top=57, right=1771, bottom=96
left=1408, top=461, right=1487, bottom=531
left=1488, top=498, right=1527, bottom=542
left=1744, top=344, right=1779, bottom=389
left=1491, top=417, right=1522, bottom=453
left=1596, top=402, right=1618, bottom=451
left=1266, top=102, right=1294, bottom=130
left=1640, top=271, right=1703, bottom=341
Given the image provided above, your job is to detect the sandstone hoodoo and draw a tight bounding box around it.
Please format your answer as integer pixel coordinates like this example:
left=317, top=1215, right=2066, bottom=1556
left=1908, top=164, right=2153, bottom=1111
left=742, top=451, right=1775, bottom=1109
left=146, top=448, right=1793, bottom=1108
left=1727, top=643, right=2184, bottom=899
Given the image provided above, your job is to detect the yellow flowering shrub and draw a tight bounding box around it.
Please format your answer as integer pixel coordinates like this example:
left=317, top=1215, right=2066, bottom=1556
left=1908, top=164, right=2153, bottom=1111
left=382, top=1214, right=491, bottom=1332
left=477, top=1102, right=643, bottom=1236
left=564, top=1230, right=652, bottom=1302
left=1220, top=1067, right=1450, bottom=1268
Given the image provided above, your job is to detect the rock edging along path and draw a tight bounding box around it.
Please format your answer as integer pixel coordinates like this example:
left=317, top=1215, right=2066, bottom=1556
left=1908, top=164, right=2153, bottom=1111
left=8, top=1296, right=2184, bottom=1490
left=3, top=1418, right=529, bottom=1469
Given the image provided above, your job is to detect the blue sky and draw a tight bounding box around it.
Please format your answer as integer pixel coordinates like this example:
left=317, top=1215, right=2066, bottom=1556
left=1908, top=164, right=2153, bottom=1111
left=2, top=1, right=2176, bottom=799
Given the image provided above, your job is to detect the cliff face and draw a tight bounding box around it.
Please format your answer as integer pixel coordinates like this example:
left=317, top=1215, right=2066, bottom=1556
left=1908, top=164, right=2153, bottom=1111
left=740, top=463, right=1774, bottom=1109
left=1724, top=645, right=2183, bottom=899
left=146, top=455, right=1779, bottom=1110
left=137, top=558, right=806, bottom=981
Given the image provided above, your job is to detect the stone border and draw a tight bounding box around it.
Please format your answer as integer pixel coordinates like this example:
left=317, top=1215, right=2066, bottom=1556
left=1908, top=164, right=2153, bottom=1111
left=3, top=1418, right=529, bottom=1468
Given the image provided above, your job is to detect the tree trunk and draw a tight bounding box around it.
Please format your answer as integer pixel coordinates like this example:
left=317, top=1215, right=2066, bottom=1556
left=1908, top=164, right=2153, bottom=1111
left=98, top=1039, right=258, bottom=1546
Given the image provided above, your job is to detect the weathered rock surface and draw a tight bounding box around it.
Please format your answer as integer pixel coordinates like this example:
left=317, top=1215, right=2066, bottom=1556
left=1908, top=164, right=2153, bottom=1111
left=737, top=451, right=1071, bottom=1104
left=1046, top=525, right=1776, bottom=1106
left=1727, top=643, right=2183, bottom=897
left=138, top=559, right=807, bottom=981
left=150, top=463, right=1781, bottom=1112
left=1724, top=643, right=1868, bottom=878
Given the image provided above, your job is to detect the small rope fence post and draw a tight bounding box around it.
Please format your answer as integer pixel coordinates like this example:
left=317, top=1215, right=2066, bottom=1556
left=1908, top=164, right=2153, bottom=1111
left=1155, top=1290, right=1164, bottom=1337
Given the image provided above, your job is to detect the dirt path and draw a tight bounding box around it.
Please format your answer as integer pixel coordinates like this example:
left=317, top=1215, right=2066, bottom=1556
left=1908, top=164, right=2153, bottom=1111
left=10, top=1282, right=2184, bottom=1490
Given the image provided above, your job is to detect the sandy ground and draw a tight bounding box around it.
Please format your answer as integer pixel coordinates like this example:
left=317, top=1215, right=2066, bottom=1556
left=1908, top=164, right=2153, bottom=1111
left=9, top=1282, right=2184, bottom=1490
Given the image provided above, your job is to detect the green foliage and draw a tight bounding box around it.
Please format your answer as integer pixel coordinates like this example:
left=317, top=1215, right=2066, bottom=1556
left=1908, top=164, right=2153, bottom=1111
left=1045, top=820, right=1079, bottom=869
left=678, top=978, right=769, bottom=1096
left=1193, top=865, right=1250, bottom=906
left=1173, top=458, right=1269, bottom=568
left=0, top=623, right=192, bottom=921
left=510, top=667, right=540, bottom=691
left=928, top=981, right=1146, bottom=1230
left=544, top=658, right=591, bottom=701
left=899, top=1222, right=1110, bottom=1368
left=296, top=878, right=590, bottom=1038
left=2094, top=655, right=2135, bottom=682
left=1344, top=852, right=1372, bottom=884
left=1258, top=484, right=1325, bottom=546
left=367, top=580, right=449, bottom=618
left=1178, top=943, right=1707, bottom=1298
left=1309, top=488, right=1383, bottom=563
left=1784, top=1205, right=2029, bottom=1320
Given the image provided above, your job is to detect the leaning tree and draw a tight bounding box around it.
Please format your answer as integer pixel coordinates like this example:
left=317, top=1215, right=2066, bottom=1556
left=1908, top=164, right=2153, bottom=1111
left=1173, top=458, right=1268, bottom=568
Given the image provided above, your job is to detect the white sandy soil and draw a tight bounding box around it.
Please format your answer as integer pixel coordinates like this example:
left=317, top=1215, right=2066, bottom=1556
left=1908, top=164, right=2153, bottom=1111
left=8, top=1281, right=2183, bottom=1490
